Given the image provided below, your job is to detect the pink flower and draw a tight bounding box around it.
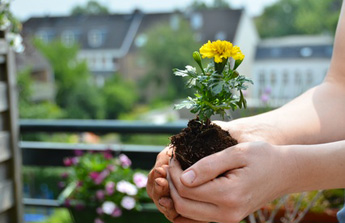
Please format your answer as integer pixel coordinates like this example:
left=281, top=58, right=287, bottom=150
left=116, top=180, right=137, bottom=196
left=61, top=172, right=69, bottom=179
left=89, top=170, right=110, bottom=185
left=63, top=157, right=73, bottom=166
left=105, top=181, right=115, bottom=195
left=96, top=207, right=103, bottom=215
left=121, top=196, right=136, bottom=210
left=58, top=181, right=66, bottom=189
left=89, top=172, right=99, bottom=181
left=133, top=173, right=148, bottom=188
left=96, top=190, right=105, bottom=201
left=71, top=157, right=79, bottom=165
left=94, top=218, right=104, bottom=223
left=64, top=199, right=71, bottom=207
left=76, top=181, right=83, bottom=187
left=111, top=207, right=122, bottom=217
left=74, top=150, right=84, bottom=156
left=103, top=149, right=113, bottom=160
left=261, top=93, right=270, bottom=104
left=119, top=154, right=131, bottom=168
left=107, top=164, right=116, bottom=172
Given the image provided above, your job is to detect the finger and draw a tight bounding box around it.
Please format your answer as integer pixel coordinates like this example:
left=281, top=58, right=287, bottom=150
left=179, top=146, right=246, bottom=187
left=158, top=197, right=179, bottom=221
left=155, top=146, right=173, bottom=168
left=169, top=159, right=237, bottom=203
left=168, top=172, right=219, bottom=222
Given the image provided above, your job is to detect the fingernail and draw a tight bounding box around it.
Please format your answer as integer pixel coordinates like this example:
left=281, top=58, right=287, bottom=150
left=154, top=168, right=163, bottom=176
left=181, top=170, right=195, bottom=184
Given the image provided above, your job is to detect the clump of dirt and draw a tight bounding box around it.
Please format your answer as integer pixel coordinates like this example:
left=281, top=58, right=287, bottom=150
left=170, top=118, right=238, bottom=170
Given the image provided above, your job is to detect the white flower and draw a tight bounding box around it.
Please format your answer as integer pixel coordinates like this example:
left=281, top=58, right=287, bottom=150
left=121, top=196, right=136, bottom=210
left=102, top=201, right=117, bottom=215
left=0, top=16, right=10, bottom=30
left=133, top=172, right=148, bottom=188
left=116, top=180, right=138, bottom=196
left=6, top=32, right=24, bottom=53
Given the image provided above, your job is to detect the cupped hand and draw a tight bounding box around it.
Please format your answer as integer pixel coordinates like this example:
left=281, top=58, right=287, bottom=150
left=168, top=142, right=294, bottom=223
left=146, top=146, right=207, bottom=223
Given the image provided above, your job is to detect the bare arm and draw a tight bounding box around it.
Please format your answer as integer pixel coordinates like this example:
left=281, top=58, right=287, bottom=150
left=225, top=2, right=345, bottom=145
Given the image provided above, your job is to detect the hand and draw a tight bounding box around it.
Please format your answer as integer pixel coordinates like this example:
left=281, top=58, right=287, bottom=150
left=147, top=146, right=206, bottom=223
left=146, top=146, right=178, bottom=221
left=168, top=142, right=293, bottom=223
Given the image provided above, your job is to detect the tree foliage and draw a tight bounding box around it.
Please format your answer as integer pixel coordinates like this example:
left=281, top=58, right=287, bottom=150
left=188, top=0, right=231, bottom=10
left=139, top=20, right=200, bottom=102
left=70, top=0, right=109, bottom=15
left=34, top=39, right=105, bottom=119
left=101, top=75, right=138, bottom=119
left=256, top=0, right=342, bottom=37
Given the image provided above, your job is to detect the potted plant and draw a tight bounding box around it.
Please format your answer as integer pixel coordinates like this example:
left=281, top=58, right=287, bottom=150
left=59, top=150, right=170, bottom=223
left=171, top=40, right=252, bottom=169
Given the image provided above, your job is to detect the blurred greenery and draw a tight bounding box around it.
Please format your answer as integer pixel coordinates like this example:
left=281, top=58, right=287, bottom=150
left=139, top=20, right=199, bottom=102
left=70, top=0, right=109, bottom=15
left=31, top=209, right=71, bottom=223
left=255, top=0, right=342, bottom=37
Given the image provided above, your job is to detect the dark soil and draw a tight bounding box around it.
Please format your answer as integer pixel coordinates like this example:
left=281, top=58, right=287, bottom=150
left=170, top=118, right=238, bottom=170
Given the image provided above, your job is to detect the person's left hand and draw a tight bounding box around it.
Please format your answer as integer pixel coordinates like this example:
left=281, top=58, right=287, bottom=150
left=168, top=142, right=294, bottom=223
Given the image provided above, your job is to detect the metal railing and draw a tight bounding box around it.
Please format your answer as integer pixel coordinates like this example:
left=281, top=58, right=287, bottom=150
left=20, top=119, right=187, bottom=208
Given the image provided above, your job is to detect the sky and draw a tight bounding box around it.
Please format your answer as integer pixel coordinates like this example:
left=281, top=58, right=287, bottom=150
left=10, top=0, right=278, bottom=21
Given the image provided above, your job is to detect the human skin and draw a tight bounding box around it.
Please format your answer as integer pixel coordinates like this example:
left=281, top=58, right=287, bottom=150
left=148, top=1, right=345, bottom=222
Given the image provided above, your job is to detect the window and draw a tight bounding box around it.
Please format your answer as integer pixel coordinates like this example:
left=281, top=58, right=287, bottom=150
left=135, top=34, right=147, bottom=48
left=170, top=14, right=180, bottom=30
left=36, top=30, right=55, bottom=43
left=259, top=72, right=265, bottom=86
left=215, top=31, right=227, bottom=40
left=191, top=13, right=203, bottom=30
left=62, top=30, right=78, bottom=46
left=295, top=70, right=302, bottom=85
left=88, top=29, right=106, bottom=48
left=270, top=71, right=277, bottom=85
left=300, top=47, right=313, bottom=57
left=307, top=70, right=313, bottom=85
left=283, top=71, right=289, bottom=84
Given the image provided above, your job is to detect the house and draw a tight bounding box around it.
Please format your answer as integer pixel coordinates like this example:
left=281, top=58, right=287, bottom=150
left=15, top=36, right=55, bottom=102
left=251, top=35, right=333, bottom=107
left=21, top=9, right=259, bottom=89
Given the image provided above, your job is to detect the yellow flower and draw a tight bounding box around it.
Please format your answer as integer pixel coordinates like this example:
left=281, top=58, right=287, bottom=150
left=200, top=40, right=233, bottom=63
left=231, top=46, right=245, bottom=61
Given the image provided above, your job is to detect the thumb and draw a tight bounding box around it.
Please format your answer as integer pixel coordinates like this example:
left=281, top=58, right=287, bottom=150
left=180, top=146, right=245, bottom=187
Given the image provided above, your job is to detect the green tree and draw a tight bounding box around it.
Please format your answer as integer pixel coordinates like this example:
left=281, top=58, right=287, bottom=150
left=188, top=0, right=231, bottom=10
left=17, top=68, right=65, bottom=119
left=256, top=0, right=341, bottom=38
left=102, top=75, right=138, bottom=119
left=70, top=0, right=109, bottom=15
left=139, top=20, right=199, bottom=102
left=34, top=39, right=105, bottom=119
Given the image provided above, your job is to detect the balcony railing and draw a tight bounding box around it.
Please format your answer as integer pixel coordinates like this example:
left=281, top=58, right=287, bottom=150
left=20, top=119, right=187, bottom=208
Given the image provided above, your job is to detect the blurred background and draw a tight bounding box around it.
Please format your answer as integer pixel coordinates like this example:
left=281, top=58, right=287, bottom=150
left=2, top=0, right=344, bottom=222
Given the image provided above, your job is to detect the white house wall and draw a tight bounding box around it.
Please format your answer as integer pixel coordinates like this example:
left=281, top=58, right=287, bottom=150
left=253, top=58, right=330, bottom=107
left=233, top=12, right=260, bottom=98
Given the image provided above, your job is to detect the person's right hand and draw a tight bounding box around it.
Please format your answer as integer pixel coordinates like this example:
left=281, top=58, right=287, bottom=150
left=146, top=146, right=207, bottom=223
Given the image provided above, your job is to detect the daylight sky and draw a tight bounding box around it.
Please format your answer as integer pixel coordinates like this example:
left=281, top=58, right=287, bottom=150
left=10, top=0, right=278, bottom=21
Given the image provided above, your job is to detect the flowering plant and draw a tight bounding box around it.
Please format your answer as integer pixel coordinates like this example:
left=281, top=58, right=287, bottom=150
left=59, top=150, right=150, bottom=223
left=0, top=0, right=24, bottom=52
left=174, top=40, right=252, bottom=122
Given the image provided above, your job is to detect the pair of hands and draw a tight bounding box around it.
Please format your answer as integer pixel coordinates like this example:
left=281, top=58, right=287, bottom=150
left=147, top=120, right=290, bottom=223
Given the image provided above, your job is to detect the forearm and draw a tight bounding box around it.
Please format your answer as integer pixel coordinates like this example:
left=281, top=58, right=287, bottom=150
left=282, top=140, right=345, bottom=194
left=234, top=79, right=345, bottom=145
